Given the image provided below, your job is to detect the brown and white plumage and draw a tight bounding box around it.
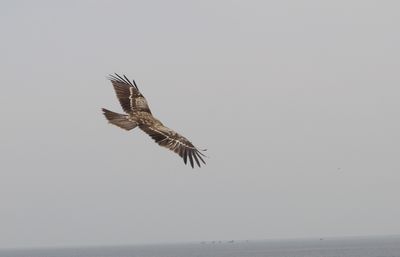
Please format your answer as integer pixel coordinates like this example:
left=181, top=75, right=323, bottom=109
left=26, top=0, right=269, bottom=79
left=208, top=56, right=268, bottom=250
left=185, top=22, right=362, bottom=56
left=102, top=74, right=206, bottom=168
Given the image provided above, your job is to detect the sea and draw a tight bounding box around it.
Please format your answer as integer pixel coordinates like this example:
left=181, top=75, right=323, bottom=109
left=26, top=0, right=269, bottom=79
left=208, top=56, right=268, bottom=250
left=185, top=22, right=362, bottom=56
left=1, top=236, right=400, bottom=257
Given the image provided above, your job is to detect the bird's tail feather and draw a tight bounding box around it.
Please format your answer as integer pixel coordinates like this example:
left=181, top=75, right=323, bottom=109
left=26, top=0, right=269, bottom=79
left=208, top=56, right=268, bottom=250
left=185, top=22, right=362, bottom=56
left=102, top=108, right=137, bottom=131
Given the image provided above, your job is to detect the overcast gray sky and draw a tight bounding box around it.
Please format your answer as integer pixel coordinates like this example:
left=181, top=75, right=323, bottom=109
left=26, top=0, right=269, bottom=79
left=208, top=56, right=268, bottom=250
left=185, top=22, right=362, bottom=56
left=1, top=0, right=399, bottom=249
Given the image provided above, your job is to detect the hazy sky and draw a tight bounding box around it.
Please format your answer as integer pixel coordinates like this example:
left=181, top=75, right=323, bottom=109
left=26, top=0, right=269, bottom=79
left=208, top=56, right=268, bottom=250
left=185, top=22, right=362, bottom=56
left=1, top=0, right=399, bottom=249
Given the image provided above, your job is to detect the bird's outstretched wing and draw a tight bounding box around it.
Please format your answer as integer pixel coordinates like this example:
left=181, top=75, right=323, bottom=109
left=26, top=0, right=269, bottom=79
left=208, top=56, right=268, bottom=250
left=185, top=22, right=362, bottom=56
left=108, top=73, right=151, bottom=114
left=140, top=124, right=206, bottom=168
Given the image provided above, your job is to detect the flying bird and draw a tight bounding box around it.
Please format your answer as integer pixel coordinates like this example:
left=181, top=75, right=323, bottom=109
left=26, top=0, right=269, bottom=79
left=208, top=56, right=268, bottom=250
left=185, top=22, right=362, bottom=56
left=102, top=74, right=206, bottom=168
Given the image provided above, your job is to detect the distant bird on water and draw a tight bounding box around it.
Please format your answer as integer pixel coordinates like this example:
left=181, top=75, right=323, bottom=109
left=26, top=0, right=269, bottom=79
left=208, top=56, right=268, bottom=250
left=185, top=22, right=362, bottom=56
left=102, top=74, right=206, bottom=168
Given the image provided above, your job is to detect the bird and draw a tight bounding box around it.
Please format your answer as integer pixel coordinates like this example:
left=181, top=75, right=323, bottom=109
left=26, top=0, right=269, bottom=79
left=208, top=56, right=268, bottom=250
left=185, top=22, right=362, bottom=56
left=102, top=73, right=206, bottom=168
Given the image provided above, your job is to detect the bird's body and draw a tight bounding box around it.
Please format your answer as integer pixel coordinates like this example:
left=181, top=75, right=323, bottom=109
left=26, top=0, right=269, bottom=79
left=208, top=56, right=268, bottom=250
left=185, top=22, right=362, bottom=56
left=102, top=74, right=206, bottom=168
left=136, top=112, right=162, bottom=127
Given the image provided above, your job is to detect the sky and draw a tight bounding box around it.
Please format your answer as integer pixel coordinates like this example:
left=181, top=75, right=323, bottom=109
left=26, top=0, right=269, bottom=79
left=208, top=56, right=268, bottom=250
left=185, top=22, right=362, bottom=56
left=0, top=0, right=399, bottom=249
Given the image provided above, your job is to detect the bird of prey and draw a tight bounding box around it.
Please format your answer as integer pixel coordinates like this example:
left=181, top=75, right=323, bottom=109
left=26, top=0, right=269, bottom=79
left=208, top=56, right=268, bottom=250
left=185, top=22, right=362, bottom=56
left=102, top=74, right=206, bottom=168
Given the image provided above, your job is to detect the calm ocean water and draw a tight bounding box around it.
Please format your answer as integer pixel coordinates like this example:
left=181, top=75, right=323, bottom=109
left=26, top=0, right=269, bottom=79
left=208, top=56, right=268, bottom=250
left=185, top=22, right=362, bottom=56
left=1, top=236, right=400, bottom=257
